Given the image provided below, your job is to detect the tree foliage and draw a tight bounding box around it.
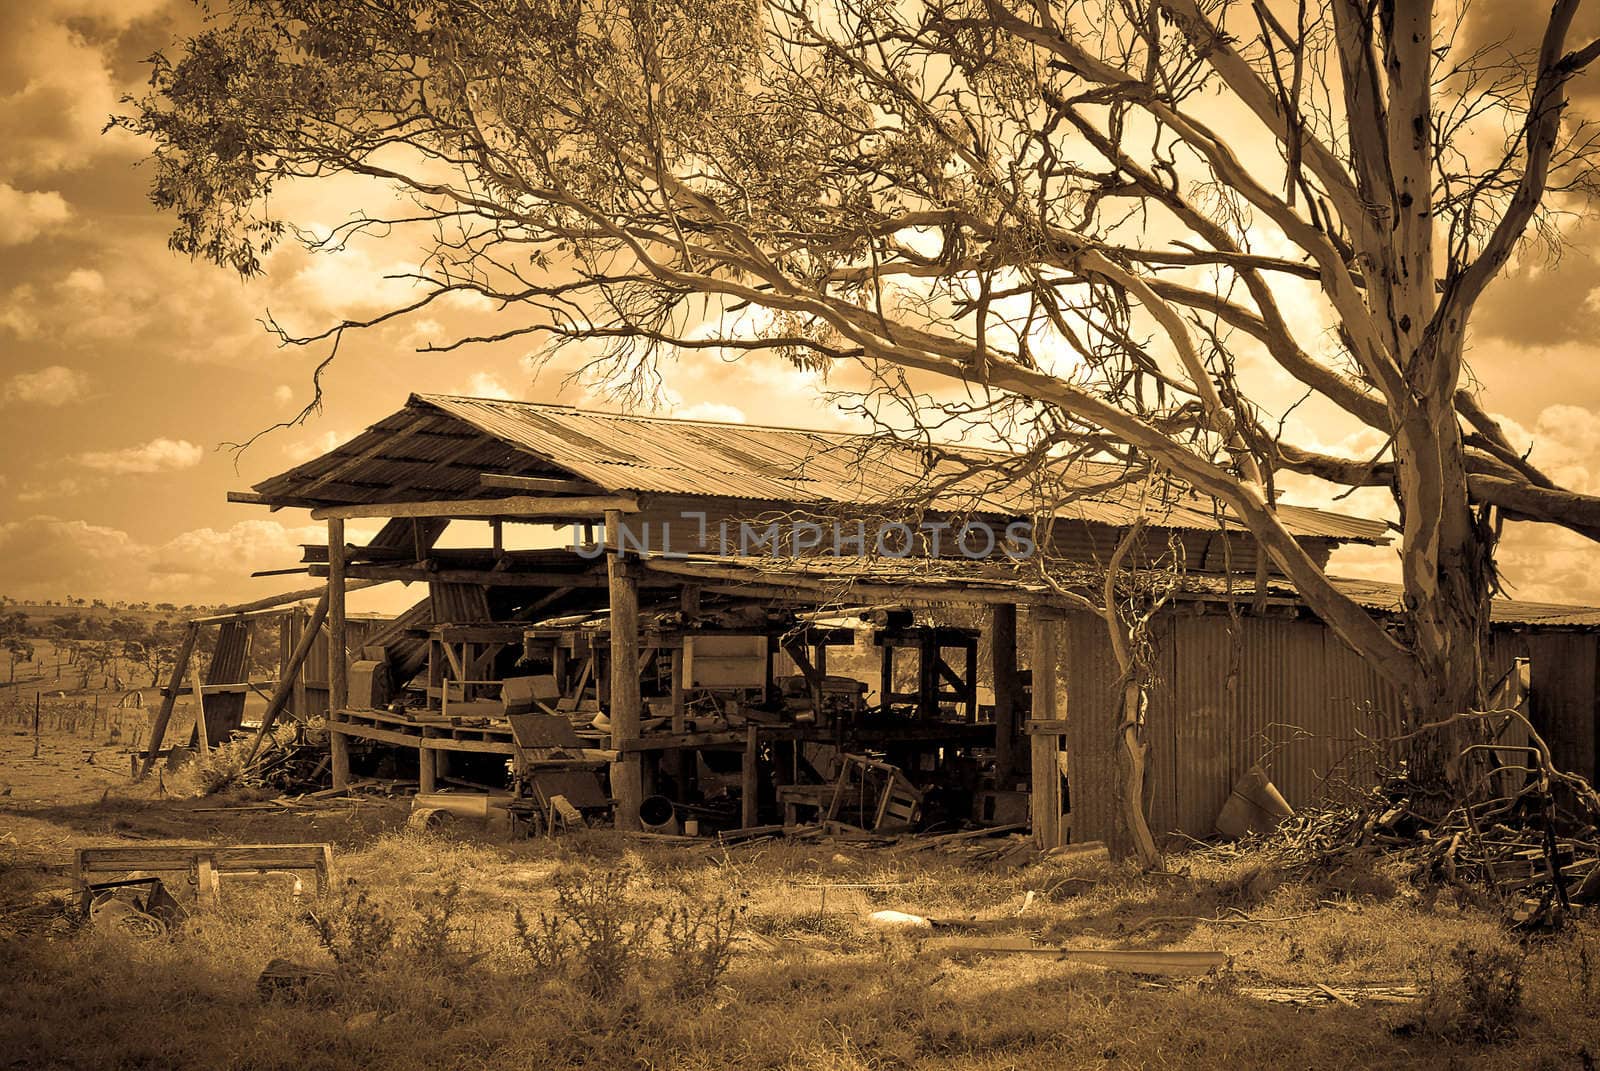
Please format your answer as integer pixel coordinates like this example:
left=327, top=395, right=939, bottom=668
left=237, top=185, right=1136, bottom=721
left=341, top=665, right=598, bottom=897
left=119, top=0, right=1600, bottom=800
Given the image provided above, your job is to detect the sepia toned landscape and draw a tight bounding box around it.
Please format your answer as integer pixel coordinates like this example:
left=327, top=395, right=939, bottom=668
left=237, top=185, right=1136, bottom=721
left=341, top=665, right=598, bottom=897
left=6, top=0, right=1600, bottom=1067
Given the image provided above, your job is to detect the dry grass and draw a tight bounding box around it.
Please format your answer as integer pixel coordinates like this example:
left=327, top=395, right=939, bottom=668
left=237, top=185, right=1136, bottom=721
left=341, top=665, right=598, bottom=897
left=3, top=816, right=1599, bottom=1070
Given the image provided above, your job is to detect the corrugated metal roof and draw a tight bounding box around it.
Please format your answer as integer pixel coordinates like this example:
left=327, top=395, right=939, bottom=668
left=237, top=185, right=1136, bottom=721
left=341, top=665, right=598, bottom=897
left=1324, top=576, right=1600, bottom=628
left=255, top=393, right=1389, bottom=544
left=637, top=553, right=1600, bottom=629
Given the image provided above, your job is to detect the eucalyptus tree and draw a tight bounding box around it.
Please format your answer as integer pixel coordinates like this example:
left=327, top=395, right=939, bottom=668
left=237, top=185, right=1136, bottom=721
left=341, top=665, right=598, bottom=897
left=122, top=0, right=1600, bottom=821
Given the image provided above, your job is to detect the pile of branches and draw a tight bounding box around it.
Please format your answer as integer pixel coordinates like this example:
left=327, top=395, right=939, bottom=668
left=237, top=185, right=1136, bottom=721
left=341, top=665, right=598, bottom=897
left=1213, top=719, right=1600, bottom=930
left=191, top=724, right=331, bottom=796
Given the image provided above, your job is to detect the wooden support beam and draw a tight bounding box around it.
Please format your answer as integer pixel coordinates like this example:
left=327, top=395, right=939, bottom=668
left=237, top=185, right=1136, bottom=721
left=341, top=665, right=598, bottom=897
left=418, top=742, right=436, bottom=793
left=309, top=494, right=638, bottom=521
left=991, top=603, right=1021, bottom=787
left=328, top=517, right=350, bottom=790
left=480, top=473, right=607, bottom=495
left=1029, top=609, right=1066, bottom=850
left=190, top=665, right=210, bottom=754
left=137, top=621, right=200, bottom=780
left=308, top=564, right=616, bottom=588
left=160, top=681, right=281, bottom=698
left=189, top=579, right=384, bottom=623
left=642, top=559, right=1073, bottom=609
left=226, top=490, right=276, bottom=506
left=742, top=723, right=760, bottom=828
left=606, top=509, right=644, bottom=830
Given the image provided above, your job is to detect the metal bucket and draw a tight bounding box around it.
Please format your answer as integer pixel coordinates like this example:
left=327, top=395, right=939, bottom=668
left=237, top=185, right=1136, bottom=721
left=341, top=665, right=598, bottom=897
left=638, top=794, right=679, bottom=834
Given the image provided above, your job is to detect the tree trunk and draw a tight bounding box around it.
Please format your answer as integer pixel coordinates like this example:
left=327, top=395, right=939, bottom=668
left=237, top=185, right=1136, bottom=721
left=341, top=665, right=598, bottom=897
left=1114, top=681, right=1163, bottom=870
left=1398, top=418, right=1496, bottom=813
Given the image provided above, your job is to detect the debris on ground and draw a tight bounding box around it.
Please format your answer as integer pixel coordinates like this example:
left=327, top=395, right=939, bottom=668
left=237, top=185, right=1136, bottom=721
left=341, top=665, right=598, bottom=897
left=1238, top=983, right=1422, bottom=1007
left=257, top=958, right=337, bottom=1003
left=1198, top=764, right=1600, bottom=929
left=866, top=909, right=932, bottom=930
left=921, top=937, right=1227, bottom=975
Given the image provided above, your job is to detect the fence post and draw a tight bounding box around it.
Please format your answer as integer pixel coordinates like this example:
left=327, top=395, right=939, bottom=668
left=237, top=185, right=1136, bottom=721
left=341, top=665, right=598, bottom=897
left=32, top=692, right=40, bottom=758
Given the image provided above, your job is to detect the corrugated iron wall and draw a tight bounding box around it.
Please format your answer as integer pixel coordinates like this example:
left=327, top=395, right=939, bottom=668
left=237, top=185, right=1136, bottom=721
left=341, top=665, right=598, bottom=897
left=1063, top=610, right=1600, bottom=843
left=293, top=616, right=387, bottom=719
left=1063, top=609, right=1414, bottom=843
left=1490, top=630, right=1598, bottom=783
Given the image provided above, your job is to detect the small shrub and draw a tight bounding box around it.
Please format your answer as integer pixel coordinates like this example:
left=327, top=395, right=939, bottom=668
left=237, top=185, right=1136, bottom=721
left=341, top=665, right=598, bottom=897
left=515, top=869, right=656, bottom=999
left=313, top=883, right=398, bottom=971
left=1213, top=863, right=1281, bottom=909
left=409, top=881, right=464, bottom=961
left=186, top=738, right=261, bottom=796
left=1418, top=939, right=1526, bottom=1043
left=662, top=893, right=743, bottom=996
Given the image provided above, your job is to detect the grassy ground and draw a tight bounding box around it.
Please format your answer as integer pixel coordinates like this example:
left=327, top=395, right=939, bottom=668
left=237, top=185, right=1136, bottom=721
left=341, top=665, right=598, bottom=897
left=2, top=728, right=1597, bottom=1069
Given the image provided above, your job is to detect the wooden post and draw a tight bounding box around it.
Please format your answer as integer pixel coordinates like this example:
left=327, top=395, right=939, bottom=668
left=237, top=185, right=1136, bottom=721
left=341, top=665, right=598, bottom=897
left=190, top=664, right=210, bottom=754
left=292, top=606, right=308, bottom=721
left=328, top=517, right=351, bottom=790
left=419, top=743, right=436, bottom=793
left=671, top=585, right=698, bottom=794
left=138, top=621, right=200, bottom=779
left=606, top=509, right=643, bottom=830
left=1029, top=608, right=1066, bottom=849
left=991, top=604, right=1020, bottom=787
left=742, top=722, right=759, bottom=828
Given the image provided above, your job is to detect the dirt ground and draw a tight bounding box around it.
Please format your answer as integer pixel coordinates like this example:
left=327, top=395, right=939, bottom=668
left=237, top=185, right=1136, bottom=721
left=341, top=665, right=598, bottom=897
left=3, top=724, right=1598, bottom=1070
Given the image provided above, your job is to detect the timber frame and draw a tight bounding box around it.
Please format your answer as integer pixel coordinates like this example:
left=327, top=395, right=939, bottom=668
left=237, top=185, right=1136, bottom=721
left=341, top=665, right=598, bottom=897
left=208, top=395, right=1600, bottom=844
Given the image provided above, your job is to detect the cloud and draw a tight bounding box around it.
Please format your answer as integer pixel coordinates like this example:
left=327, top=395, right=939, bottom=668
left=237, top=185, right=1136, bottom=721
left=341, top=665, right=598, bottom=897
left=281, top=247, right=424, bottom=322
left=460, top=372, right=516, bottom=400
left=0, top=513, right=377, bottom=604
left=149, top=519, right=334, bottom=578
left=0, top=3, right=168, bottom=179
left=0, top=515, right=149, bottom=601
left=61, top=267, right=103, bottom=294
left=14, top=476, right=92, bottom=503
left=273, top=384, right=294, bottom=406
left=77, top=436, right=204, bottom=474
left=0, top=183, right=70, bottom=244
left=673, top=401, right=747, bottom=423
left=282, top=429, right=349, bottom=464
left=2, top=364, right=90, bottom=405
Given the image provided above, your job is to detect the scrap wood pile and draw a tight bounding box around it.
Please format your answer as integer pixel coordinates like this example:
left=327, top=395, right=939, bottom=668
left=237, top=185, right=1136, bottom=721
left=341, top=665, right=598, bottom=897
left=238, top=729, right=331, bottom=792
left=1209, top=767, right=1600, bottom=929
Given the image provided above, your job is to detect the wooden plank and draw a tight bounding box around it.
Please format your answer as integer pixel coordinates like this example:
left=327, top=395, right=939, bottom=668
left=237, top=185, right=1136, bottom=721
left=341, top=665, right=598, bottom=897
left=422, top=737, right=517, bottom=756
left=1030, top=610, right=1066, bottom=850
left=190, top=580, right=384, bottom=623
left=310, top=564, right=615, bottom=588
left=618, top=730, right=749, bottom=753
left=332, top=719, right=516, bottom=754
left=607, top=509, right=644, bottom=831
left=160, top=681, right=280, bottom=697
left=77, top=843, right=334, bottom=896
left=328, top=518, right=350, bottom=789
left=920, top=938, right=1225, bottom=975
left=480, top=473, right=607, bottom=495
left=190, top=663, right=210, bottom=754
left=310, top=495, right=639, bottom=521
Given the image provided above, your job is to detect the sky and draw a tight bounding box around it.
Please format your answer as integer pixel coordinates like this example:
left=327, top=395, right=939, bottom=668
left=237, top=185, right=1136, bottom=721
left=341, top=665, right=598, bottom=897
left=2, top=0, right=1599, bottom=612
